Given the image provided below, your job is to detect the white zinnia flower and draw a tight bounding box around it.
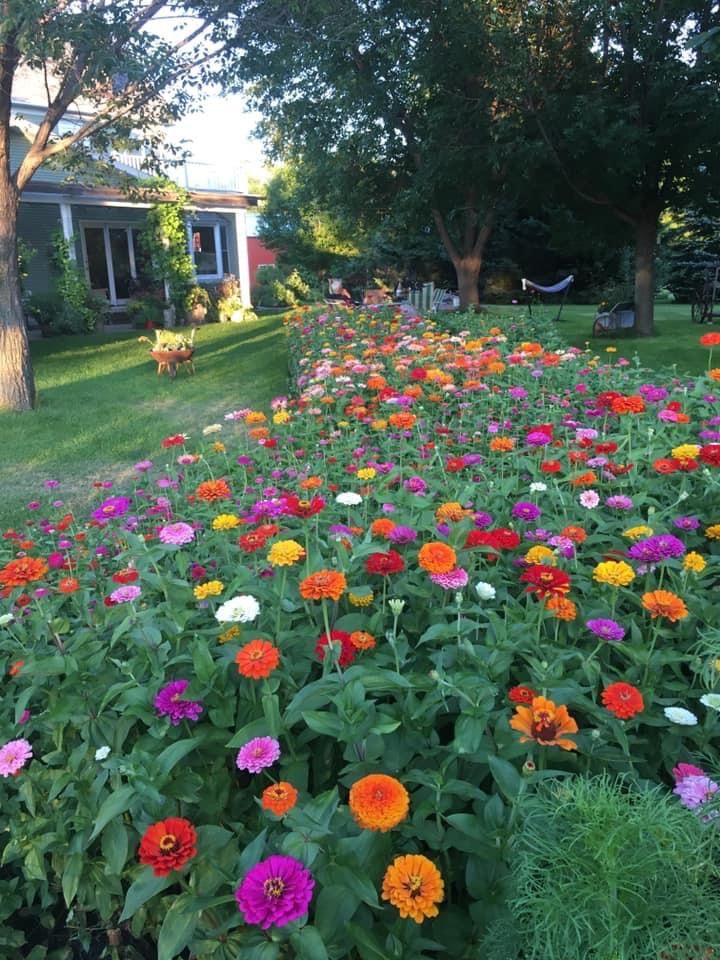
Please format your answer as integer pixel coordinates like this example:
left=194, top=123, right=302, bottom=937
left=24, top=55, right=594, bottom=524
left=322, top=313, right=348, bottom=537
left=529, top=482, right=547, bottom=493
left=335, top=492, right=363, bottom=506
left=215, top=595, right=260, bottom=624
left=95, top=746, right=111, bottom=761
left=700, top=693, right=720, bottom=712
left=664, top=706, right=698, bottom=726
left=475, top=581, right=496, bottom=601
left=0, top=613, right=14, bottom=627
left=202, top=423, right=223, bottom=434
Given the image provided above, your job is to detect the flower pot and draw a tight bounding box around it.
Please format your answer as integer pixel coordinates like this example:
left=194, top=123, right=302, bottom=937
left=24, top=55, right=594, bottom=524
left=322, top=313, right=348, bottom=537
left=186, top=305, right=207, bottom=325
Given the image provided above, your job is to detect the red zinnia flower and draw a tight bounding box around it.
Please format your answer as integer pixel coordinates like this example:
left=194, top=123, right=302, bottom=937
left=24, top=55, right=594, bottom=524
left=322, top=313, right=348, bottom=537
left=519, top=564, right=571, bottom=599
left=112, top=568, right=139, bottom=584
left=601, top=682, right=644, bottom=720
left=508, top=685, right=537, bottom=704
left=238, top=531, right=268, bottom=553
left=700, top=332, right=720, bottom=347
left=138, top=817, right=197, bottom=876
left=654, top=457, right=679, bottom=474
left=315, top=630, right=356, bottom=667
left=699, top=444, right=720, bottom=468
left=161, top=434, right=188, bottom=448
left=284, top=494, right=326, bottom=518
left=540, top=460, right=562, bottom=474
left=365, top=551, right=405, bottom=576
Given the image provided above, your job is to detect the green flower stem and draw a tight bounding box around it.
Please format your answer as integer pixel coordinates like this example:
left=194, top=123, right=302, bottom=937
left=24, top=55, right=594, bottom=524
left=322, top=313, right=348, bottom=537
left=274, top=568, right=287, bottom=638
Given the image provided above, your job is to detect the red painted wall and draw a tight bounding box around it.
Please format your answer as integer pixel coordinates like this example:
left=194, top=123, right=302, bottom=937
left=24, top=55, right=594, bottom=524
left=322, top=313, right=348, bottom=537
left=247, top=237, right=277, bottom=286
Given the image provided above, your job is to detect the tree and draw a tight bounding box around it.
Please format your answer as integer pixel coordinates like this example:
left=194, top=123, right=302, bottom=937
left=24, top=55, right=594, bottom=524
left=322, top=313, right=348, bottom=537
left=218, top=0, right=536, bottom=308
left=0, top=0, right=228, bottom=412
left=518, top=0, right=720, bottom=335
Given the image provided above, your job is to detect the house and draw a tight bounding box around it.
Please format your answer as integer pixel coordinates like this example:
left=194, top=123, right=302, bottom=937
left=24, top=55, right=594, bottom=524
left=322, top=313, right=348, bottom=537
left=11, top=69, right=265, bottom=316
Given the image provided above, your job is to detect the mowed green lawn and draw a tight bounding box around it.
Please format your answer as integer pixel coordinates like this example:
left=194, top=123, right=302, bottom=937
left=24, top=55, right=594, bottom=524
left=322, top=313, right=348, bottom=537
left=0, top=314, right=288, bottom=528
left=485, top=302, right=712, bottom=375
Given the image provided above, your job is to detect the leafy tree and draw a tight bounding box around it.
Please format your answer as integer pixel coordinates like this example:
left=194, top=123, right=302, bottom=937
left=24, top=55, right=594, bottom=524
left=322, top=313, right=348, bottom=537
left=0, top=0, right=229, bottom=412
left=518, top=0, right=720, bottom=335
left=218, top=0, right=536, bottom=308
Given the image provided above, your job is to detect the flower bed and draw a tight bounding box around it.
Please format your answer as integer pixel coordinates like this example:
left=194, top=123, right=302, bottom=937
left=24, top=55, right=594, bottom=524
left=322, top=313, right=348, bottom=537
left=1, top=309, right=720, bottom=958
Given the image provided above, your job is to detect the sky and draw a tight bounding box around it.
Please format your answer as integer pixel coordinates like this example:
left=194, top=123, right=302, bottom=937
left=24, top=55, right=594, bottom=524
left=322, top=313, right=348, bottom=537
left=168, top=92, right=269, bottom=180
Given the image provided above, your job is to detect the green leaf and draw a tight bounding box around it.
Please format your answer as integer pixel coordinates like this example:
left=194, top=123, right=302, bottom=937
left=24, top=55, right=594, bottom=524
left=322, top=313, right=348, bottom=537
left=346, top=922, right=389, bottom=960
left=238, top=829, right=267, bottom=875
left=290, top=926, right=329, bottom=960
left=157, top=894, right=199, bottom=960
left=192, top=642, right=217, bottom=684
left=101, top=819, right=129, bottom=874
left=325, top=864, right=379, bottom=907
left=154, top=736, right=204, bottom=780
left=301, top=710, right=341, bottom=736
left=89, top=785, right=136, bottom=842
left=487, top=754, right=523, bottom=800
left=120, top=871, right=173, bottom=922
left=62, top=852, right=83, bottom=907
left=262, top=693, right=283, bottom=737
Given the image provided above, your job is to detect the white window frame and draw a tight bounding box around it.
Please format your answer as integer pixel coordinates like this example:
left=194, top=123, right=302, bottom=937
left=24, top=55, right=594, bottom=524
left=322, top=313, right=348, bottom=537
left=188, top=220, right=226, bottom=281
left=79, top=221, right=141, bottom=305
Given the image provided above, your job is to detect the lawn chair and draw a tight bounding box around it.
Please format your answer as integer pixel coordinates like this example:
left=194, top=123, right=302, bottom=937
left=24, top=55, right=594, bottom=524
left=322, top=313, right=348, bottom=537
left=592, top=301, right=636, bottom=337
left=431, top=288, right=456, bottom=312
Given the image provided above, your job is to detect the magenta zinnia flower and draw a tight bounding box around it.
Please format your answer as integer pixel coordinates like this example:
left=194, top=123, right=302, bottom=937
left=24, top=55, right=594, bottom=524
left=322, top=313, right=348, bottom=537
left=0, top=738, right=32, bottom=777
left=158, top=522, right=195, bottom=546
left=236, top=736, right=281, bottom=773
left=430, top=567, right=469, bottom=590
left=154, top=679, right=203, bottom=725
left=92, top=496, right=132, bottom=522
left=235, top=855, right=314, bottom=928
left=586, top=618, right=625, bottom=643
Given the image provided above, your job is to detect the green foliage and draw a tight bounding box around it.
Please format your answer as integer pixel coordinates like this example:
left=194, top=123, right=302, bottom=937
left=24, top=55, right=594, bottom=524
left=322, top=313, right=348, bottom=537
left=252, top=265, right=321, bottom=307
left=501, top=776, right=720, bottom=959
left=139, top=195, right=196, bottom=315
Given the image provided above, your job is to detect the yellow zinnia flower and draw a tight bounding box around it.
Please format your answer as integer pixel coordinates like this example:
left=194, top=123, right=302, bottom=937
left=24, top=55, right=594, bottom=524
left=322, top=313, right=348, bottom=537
left=524, top=545, right=556, bottom=566
left=194, top=580, right=224, bottom=600
left=593, top=561, right=635, bottom=587
left=671, top=443, right=700, bottom=461
left=356, top=467, right=377, bottom=480
left=623, top=525, right=654, bottom=540
left=267, top=539, right=306, bottom=567
left=706, top=524, right=720, bottom=541
left=349, top=590, right=374, bottom=607
left=212, top=514, right=240, bottom=531
left=683, top=551, right=706, bottom=573
left=272, top=410, right=290, bottom=425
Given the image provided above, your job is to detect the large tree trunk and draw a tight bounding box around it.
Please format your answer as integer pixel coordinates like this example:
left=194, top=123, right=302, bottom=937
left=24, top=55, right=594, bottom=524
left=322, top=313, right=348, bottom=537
left=0, top=184, right=36, bottom=411
left=455, top=256, right=482, bottom=307
left=633, top=211, right=658, bottom=337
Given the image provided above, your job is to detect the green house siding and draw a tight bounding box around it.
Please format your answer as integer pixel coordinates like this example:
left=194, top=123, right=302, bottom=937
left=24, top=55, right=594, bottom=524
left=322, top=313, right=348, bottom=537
left=17, top=202, right=62, bottom=296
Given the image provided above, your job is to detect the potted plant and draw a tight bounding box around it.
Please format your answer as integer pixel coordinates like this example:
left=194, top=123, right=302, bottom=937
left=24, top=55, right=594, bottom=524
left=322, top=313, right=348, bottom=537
left=139, top=327, right=197, bottom=377
left=215, top=274, right=249, bottom=323
left=183, top=285, right=211, bottom=325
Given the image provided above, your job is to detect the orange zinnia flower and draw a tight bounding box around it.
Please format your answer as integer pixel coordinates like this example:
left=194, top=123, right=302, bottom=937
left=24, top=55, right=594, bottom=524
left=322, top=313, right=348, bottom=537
left=381, top=854, right=444, bottom=924
left=299, top=570, right=347, bottom=601
left=388, top=412, right=417, bottom=429
left=570, top=470, right=598, bottom=488
left=544, top=595, right=577, bottom=621
left=561, top=525, right=587, bottom=544
left=370, top=518, right=397, bottom=538
left=261, top=781, right=299, bottom=816
left=195, top=479, right=231, bottom=502
left=350, top=630, right=376, bottom=650
left=418, top=542, right=457, bottom=574
left=510, top=696, right=578, bottom=750
left=235, top=639, right=280, bottom=679
left=138, top=817, right=197, bottom=877
left=58, top=577, right=80, bottom=594
left=641, top=589, right=688, bottom=622
left=435, top=501, right=470, bottom=523
left=610, top=394, right=645, bottom=415
left=0, top=556, right=49, bottom=589
left=489, top=436, right=515, bottom=452
left=349, top=774, right=410, bottom=831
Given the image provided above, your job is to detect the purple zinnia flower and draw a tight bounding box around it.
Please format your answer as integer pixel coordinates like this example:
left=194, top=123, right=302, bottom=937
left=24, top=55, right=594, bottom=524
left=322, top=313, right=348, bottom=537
left=674, top=775, right=719, bottom=810
left=403, top=476, right=428, bottom=495
left=673, top=516, right=700, bottom=531
left=158, top=522, right=195, bottom=546
left=109, top=585, right=141, bottom=604
left=154, top=679, right=203, bottom=725
left=92, top=496, right=132, bottom=522
left=235, top=855, right=314, bottom=929
left=134, top=460, right=153, bottom=472
left=606, top=495, right=634, bottom=510
left=586, top=618, right=625, bottom=643
left=627, top=534, right=685, bottom=564
left=526, top=431, right=552, bottom=446
left=236, top=736, right=281, bottom=774
left=473, top=511, right=493, bottom=528
left=512, top=501, right=541, bottom=522
left=430, top=567, right=469, bottom=589
left=388, top=525, right=418, bottom=544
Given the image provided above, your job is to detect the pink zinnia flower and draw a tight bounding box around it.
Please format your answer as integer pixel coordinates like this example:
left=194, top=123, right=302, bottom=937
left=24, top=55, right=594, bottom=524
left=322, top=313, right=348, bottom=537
left=579, top=490, right=600, bottom=509
left=158, top=522, right=195, bottom=546
left=109, top=584, right=141, bottom=604
left=236, top=736, right=281, bottom=773
left=235, top=855, right=314, bottom=928
left=430, top=567, right=469, bottom=590
left=154, top=679, right=203, bottom=725
left=0, top=738, right=32, bottom=777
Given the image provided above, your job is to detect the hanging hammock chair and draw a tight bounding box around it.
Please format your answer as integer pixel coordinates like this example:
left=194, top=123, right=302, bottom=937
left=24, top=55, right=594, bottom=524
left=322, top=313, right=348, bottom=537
left=521, top=274, right=575, bottom=320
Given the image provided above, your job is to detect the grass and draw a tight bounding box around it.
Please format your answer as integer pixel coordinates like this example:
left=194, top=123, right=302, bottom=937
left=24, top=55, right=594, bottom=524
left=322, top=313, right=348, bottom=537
left=485, top=302, right=713, bottom=376
left=0, top=313, right=288, bottom=528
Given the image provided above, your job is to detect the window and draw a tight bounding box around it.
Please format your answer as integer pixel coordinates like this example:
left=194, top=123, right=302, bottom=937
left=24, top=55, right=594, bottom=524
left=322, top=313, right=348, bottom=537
left=190, top=222, right=229, bottom=279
